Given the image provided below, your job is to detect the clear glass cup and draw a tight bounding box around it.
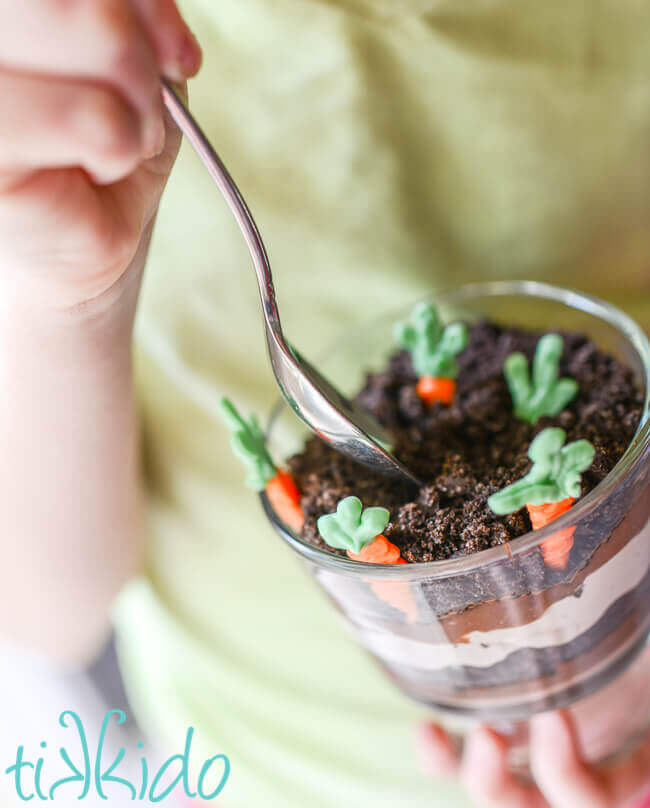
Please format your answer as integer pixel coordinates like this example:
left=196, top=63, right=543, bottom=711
left=261, top=281, right=650, bottom=764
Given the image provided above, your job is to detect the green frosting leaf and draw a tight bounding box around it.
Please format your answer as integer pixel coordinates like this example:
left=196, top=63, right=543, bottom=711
left=219, top=397, right=277, bottom=491
left=504, top=334, right=579, bottom=424
left=317, top=496, right=390, bottom=554
left=394, top=302, right=468, bottom=379
left=488, top=427, right=595, bottom=515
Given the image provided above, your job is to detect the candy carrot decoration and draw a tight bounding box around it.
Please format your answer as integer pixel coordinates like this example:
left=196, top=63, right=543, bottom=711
left=317, top=497, right=417, bottom=620
left=219, top=398, right=304, bottom=532
left=504, top=334, right=578, bottom=424
left=317, top=496, right=403, bottom=562
left=488, top=428, right=595, bottom=569
left=395, top=302, right=467, bottom=406
left=264, top=470, right=303, bottom=532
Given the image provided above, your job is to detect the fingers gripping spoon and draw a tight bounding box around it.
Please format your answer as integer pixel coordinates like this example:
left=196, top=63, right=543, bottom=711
left=161, top=79, right=421, bottom=487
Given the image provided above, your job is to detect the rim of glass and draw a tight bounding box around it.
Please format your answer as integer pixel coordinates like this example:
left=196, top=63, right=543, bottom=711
left=261, top=281, right=650, bottom=580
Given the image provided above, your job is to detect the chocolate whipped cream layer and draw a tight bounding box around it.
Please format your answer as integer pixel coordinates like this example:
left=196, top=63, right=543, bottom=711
left=288, top=321, right=642, bottom=575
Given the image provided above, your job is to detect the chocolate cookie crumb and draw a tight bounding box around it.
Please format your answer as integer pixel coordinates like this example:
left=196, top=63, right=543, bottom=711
left=287, top=322, right=642, bottom=563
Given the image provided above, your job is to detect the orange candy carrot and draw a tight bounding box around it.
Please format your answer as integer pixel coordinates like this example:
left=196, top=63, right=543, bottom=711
left=369, top=578, right=417, bottom=622
left=527, top=497, right=575, bottom=570
left=219, top=398, right=305, bottom=532
left=349, top=536, right=417, bottom=620
left=395, top=303, right=467, bottom=407
left=488, top=429, right=595, bottom=572
left=317, top=497, right=418, bottom=621
left=416, top=376, right=457, bottom=407
left=527, top=497, right=574, bottom=530
left=347, top=534, right=405, bottom=564
left=266, top=470, right=304, bottom=532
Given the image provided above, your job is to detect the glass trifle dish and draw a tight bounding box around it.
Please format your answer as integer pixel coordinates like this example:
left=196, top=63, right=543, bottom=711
left=220, top=281, right=650, bottom=767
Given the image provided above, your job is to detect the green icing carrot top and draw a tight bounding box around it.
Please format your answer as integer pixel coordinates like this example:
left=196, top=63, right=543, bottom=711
left=488, top=427, right=595, bottom=514
left=504, top=334, right=578, bottom=424
left=317, top=496, right=390, bottom=555
left=394, top=302, right=468, bottom=379
left=219, top=397, right=276, bottom=491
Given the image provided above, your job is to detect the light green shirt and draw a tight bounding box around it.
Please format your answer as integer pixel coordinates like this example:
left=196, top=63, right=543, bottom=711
left=114, top=2, right=650, bottom=806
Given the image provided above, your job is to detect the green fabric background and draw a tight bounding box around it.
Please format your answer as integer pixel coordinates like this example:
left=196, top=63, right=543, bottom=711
left=114, top=2, right=650, bottom=805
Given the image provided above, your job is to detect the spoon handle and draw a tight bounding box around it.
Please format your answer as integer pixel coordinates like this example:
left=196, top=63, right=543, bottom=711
left=161, top=84, right=419, bottom=485
left=160, top=78, right=283, bottom=337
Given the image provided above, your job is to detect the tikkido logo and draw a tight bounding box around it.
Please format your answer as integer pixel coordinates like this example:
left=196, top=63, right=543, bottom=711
left=5, top=710, right=230, bottom=802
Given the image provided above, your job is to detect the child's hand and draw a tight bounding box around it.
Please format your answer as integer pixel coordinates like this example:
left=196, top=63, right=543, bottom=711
left=0, top=0, right=202, bottom=310
left=417, top=709, right=650, bottom=807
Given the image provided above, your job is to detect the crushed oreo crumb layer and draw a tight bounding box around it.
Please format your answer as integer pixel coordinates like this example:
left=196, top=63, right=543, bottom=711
left=287, top=322, right=642, bottom=563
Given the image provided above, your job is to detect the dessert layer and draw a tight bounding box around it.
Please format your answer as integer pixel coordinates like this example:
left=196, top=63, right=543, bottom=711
left=434, top=487, right=649, bottom=641
left=369, top=566, right=650, bottom=695
left=396, top=621, right=648, bottom=717
left=353, top=525, right=649, bottom=672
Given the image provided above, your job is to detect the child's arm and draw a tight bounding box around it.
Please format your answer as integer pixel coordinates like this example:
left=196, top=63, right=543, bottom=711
left=0, top=0, right=202, bottom=667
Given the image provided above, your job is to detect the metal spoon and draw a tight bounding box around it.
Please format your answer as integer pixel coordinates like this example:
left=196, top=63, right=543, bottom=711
left=161, top=79, right=420, bottom=486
